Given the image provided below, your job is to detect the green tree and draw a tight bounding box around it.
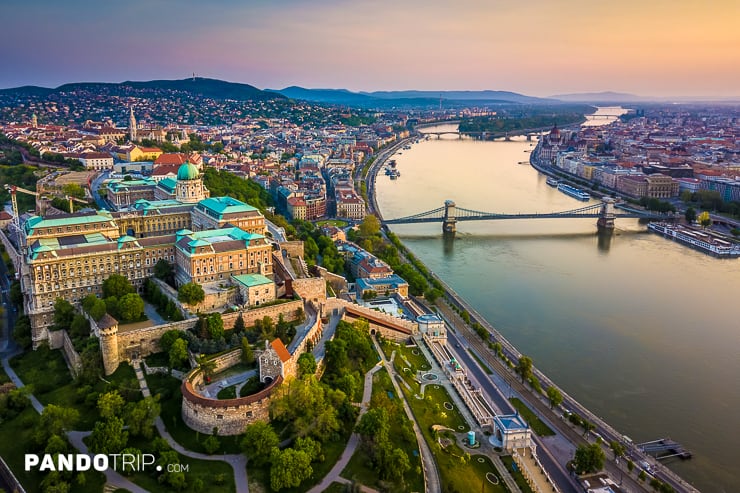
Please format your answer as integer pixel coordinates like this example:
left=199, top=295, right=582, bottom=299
left=178, top=282, right=205, bottom=305
left=609, top=440, right=626, bottom=459
left=197, top=355, right=217, bottom=380
left=546, top=386, right=563, bottom=409
left=157, top=450, right=186, bottom=490
left=154, top=259, right=175, bottom=285
left=117, top=293, right=144, bottom=322
left=516, top=355, right=533, bottom=383
left=97, top=391, right=125, bottom=420
left=35, top=405, right=79, bottom=446
left=9, top=280, right=23, bottom=308
left=160, top=330, right=184, bottom=353
left=13, top=315, right=33, bottom=349
left=169, top=338, right=189, bottom=369
left=207, top=313, right=224, bottom=340
left=241, top=421, right=279, bottom=466
left=270, top=447, right=313, bottom=491
left=102, top=274, right=135, bottom=299
left=88, top=299, right=107, bottom=321
left=233, top=313, right=246, bottom=333
left=684, top=207, right=696, bottom=223
left=297, top=352, right=317, bottom=378
left=125, top=397, right=160, bottom=439
left=82, top=294, right=98, bottom=313
left=358, top=215, right=381, bottom=237
left=52, top=298, right=76, bottom=331
left=698, top=211, right=712, bottom=228
left=203, top=434, right=221, bottom=454
left=69, top=314, right=90, bottom=339
left=88, top=416, right=128, bottom=454
left=573, top=443, right=605, bottom=474
left=241, top=337, right=254, bottom=365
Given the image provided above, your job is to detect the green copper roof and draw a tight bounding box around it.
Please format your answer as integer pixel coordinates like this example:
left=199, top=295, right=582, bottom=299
left=157, top=178, right=177, bottom=192
left=232, top=273, right=273, bottom=288
left=25, top=212, right=115, bottom=234
left=196, top=196, right=257, bottom=219
left=177, top=162, right=200, bottom=181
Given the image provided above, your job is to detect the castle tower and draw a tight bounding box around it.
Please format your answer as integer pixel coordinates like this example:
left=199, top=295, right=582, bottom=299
left=31, top=113, right=38, bottom=128
left=98, top=314, right=120, bottom=375
left=129, top=107, right=137, bottom=142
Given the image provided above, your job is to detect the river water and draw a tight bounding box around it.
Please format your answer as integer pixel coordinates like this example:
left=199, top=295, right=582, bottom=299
left=375, top=115, right=739, bottom=492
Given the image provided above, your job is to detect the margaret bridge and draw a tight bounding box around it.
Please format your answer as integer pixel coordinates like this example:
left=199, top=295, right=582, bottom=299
left=384, top=197, right=673, bottom=235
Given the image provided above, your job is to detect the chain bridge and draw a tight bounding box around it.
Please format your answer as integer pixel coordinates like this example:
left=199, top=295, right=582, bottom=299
left=383, top=198, right=672, bottom=235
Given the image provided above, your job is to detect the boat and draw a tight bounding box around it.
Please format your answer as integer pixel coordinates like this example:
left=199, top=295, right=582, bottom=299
left=546, top=177, right=560, bottom=187
left=389, top=159, right=397, bottom=168
left=648, top=223, right=740, bottom=258
left=403, top=145, right=411, bottom=150
left=557, top=183, right=590, bottom=201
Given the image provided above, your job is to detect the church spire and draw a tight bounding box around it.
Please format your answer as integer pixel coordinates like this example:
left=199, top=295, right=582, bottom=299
left=129, top=107, right=137, bottom=142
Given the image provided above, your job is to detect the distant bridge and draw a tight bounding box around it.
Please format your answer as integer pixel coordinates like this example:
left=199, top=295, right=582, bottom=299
left=384, top=198, right=672, bottom=235
left=420, top=129, right=539, bottom=141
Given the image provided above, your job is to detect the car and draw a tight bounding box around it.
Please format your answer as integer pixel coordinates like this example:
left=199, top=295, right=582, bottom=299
left=455, top=343, right=460, bottom=348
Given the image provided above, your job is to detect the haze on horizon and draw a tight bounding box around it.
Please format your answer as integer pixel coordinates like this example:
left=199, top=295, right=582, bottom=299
left=1, top=0, right=738, bottom=99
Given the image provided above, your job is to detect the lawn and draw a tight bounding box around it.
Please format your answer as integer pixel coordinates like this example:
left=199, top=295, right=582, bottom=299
left=501, top=455, right=536, bottom=493
left=508, top=397, right=555, bottom=436
left=0, top=364, right=9, bottom=384
left=323, top=482, right=349, bottom=493
left=127, top=435, right=235, bottom=493
left=145, top=372, right=243, bottom=454
left=468, top=348, right=493, bottom=375
left=239, top=376, right=265, bottom=397
left=0, top=407, right=107, bottom=493
left=10, top=347, right=138, bottom=430
left=315, top=219, right=349, bottom=228
left=217, top=384, right=237, bottom=399
left=144, top=351, right=169, bottom=368
left=343, top=368, right=424, bottom=493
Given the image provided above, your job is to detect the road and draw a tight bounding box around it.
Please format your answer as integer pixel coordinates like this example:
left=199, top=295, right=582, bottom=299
left=90, top=170, right=111, bottom=209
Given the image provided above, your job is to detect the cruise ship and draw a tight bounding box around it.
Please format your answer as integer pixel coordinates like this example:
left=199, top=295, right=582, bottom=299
left=546, top=177, right=560, bottom=187
left=557, top=183, right=590, bottom=201
left=648, top=223, right=740, bottom=258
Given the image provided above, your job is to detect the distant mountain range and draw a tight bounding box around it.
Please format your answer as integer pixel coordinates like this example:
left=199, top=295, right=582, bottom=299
left=549, top=91, right=649, bottom=103
left=0, top=78, right=284, bottom=102
left=271, top=87, right=554, bottom=106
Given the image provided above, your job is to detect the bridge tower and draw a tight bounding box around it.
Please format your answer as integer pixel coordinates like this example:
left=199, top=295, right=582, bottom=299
left=597, top=197, right=616, bottom=230
left=443, top=200, right=457, bottom=235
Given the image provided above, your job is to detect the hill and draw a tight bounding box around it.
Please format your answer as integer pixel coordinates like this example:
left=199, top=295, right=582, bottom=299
left=550, top=91, right=648, bottom=103
left=0, top=78, right=284, bottom=102
left=363, top=90, right=552, bottom=104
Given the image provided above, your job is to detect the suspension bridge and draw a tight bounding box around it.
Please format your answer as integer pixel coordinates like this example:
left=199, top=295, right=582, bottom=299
left=383, top=197, right=673, bottom=235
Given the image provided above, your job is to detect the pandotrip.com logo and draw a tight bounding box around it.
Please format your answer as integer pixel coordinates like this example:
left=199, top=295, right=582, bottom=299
left=25, top=453, right=189, bottom=473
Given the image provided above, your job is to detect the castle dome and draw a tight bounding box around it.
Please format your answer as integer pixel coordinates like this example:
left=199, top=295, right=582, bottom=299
left=177, top=162, right=200, bottom=181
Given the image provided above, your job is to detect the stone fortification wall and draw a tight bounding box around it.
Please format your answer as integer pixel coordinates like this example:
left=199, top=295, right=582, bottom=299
left=116, top=318, right=198, bottom=361
left=181, top=371, right=282, bottom=435
left=314, top=266, right=348, bottom=295
left=48, top=330, right=83, bottom=377
left=278, top=241, right=304, bottom=258
left=209, top=348, right=244, bottom=373
left=221, top=299, right=304, bottom=330
left=289, top=277, right=327, bottom=303
left=324, top=298, right=417, bottom=341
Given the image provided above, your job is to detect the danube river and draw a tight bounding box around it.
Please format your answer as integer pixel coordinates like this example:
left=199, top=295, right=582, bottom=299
left=375, top=120, right=740, bottom=492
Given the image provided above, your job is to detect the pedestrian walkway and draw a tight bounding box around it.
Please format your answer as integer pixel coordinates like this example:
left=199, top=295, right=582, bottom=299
left=515, top=448, right=556, bottom=493
left=132, top=360, right=250, bottom=493
left=491, top=455, right=522, bottom=493
left=372, top=338, right=441, bottom=493
left=308, top=362, right=383, bottom=493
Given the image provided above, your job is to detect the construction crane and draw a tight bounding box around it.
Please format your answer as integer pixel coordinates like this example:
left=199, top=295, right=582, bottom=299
left=67, top=195, right=89, bottom=213
left=3, top=184, right=38, bottom=252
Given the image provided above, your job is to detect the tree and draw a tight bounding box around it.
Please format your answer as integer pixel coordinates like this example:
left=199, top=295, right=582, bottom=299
left=270, top=447, right=313, bottom=491
left=178, top=282, right=205, bottom=305
left=97, top=391, right=125, bottom=419
left=160, top=330, right=184, bottom=353
left=203, top=434, right=221, bottom=454
left=546, top=386, right=563, bottom=409
left=516, top=355, right=533, bottom=383
left=102, top=274, right=135, bottom=299
left=169, top=338, right=188, bottom=369
left=13, top=315, right=32, bottom=349
left=125, top=397, right=160, bottom=438
left=573, top=443, right=605, bottom=475
left=88, top=416, right=128, bottom=454
left=684, top=207, right=696, bottom=223
left=157, top=450, right=186, bottom=490
left=241, top=337, right=254, bottom=365
left=297, top=352, right=317, bottom=378
left=117, top=293, right=144, bottom=322
left=9, top=280, right=23, bottom=308
left=234, top=313, right=246, bottom=333
left=197, top=355, right=216, bottom=380
left=154, top=259, right=175, bottom=285
left=207, top=313, right=224, bottom=340
left=609, top=440, right=626, bottom=459
left=241, top=421, right=279, bottom=466
left=35, top=405, right=79, bottom=446
left=358, top=215, right=381, bottom=237
left=698, top=211, right=712, bottom=228
left=52, top=298, right=76, bottom=331
left=88, top=299, right=107, bottom=321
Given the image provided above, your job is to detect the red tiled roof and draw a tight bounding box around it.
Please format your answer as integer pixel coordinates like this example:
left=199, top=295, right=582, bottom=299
left=271, top=339, right=291, bottom=363
left=154, top=153, right=187, bottom=165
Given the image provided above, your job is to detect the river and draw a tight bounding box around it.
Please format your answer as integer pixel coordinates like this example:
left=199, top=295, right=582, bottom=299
left=375, top=113, right=740, bottom=492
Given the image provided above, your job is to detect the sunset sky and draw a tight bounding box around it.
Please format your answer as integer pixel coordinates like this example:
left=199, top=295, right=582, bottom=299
left=1, top=0, right=738, bottom=98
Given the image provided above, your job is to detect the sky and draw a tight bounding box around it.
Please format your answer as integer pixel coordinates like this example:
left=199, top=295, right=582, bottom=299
left=1, top=0, right=738, bottom=98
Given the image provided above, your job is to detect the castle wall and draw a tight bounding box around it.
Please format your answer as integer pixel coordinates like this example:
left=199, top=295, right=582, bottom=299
left=289, top=277, right=326, bottom=304
left=278, top=241, right=304, bottom=258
